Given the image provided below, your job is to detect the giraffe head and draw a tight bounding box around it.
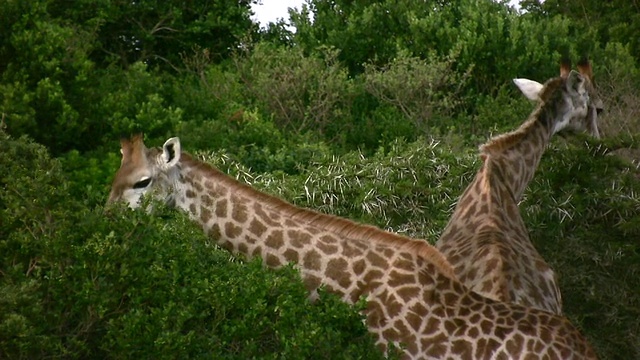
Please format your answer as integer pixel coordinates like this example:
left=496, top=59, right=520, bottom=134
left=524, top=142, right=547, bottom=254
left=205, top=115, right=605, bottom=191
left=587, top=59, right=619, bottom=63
left=513, top=59, right=603, bottom=138
left=107, top=134, right=182, bottom=208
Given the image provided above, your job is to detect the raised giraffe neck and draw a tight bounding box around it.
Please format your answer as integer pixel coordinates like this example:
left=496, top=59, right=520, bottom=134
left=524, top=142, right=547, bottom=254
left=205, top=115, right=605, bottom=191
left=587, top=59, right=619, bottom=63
left=436, top=61, right=602, bottom=316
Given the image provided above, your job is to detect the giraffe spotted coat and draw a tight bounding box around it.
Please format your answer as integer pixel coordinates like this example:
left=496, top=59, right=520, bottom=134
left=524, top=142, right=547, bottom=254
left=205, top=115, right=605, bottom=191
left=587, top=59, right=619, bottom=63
left=436, top=61, right=603, bottom=315
left=108, top=134, right=597, bottom=359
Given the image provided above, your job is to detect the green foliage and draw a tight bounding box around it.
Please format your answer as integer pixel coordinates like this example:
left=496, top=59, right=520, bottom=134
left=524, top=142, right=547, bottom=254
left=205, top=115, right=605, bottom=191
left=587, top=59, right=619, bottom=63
left=173, top=59, right=244, bottom=123
left=235, top=44, right=355, bottom=137
left=0, top=0, right=95, bottom=154
left=589, top=42, right=640, bottom=137
left=231, top=43, right=442, bottom=151
left=5, top=0, right=628, bottom=156
left=346, top=103, right=416, bottom=151
left=503, top=13, right=578, bottom=79
left=406, top=0, right=512, bottom=87
left=178, top=109, right=336, bottom=175
left=0, top=132, right=388, bottom=359
left=59, top=149, right=121, bottom=205
left=199, top=137, right=478, bottom=241
left=523, top=0, right=640, bottom=63
left=45, top=0, right=258, bottom=69
left=0, top=0, right=257, bottom=155
left=363, top=51, right=469, bottom=131
left=3, top=1, right=640, bottom=358
left=291, top=0, right=427, bottom=74
left=94, top=63, right=183, bottom=141
left=289, top=0, right=601, bottom=131
left=471, top=83, right=533, bottom=136
left=522, top=140, right=640, bottom=359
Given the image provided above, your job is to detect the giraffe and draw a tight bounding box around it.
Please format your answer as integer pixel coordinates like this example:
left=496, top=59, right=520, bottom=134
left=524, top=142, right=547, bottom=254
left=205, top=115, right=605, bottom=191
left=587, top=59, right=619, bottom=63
left=435, top=59, right=603, bottom=315
left=107, top=134, right=597, bottom=359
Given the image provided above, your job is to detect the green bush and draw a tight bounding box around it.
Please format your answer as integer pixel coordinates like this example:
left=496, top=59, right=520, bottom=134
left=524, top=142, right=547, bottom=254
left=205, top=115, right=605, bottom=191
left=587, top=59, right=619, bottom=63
left=178, top=110, right=335, bottom=175
left=590, top=42, right=640, bottom=138
left=363, top=51, right=469, bottom=132
left=234, top=44, right=354, bottom=136
left=93, top=63, right=183, bottom=141
left=471, top=83, right=533, bottom=137
left=0, top=1, right=95, bottom=155
left=522, top=140, right=640, bottom=359
left=0, top=132, right=387, bottom=359
left=59, top=149, right=122, bottom=205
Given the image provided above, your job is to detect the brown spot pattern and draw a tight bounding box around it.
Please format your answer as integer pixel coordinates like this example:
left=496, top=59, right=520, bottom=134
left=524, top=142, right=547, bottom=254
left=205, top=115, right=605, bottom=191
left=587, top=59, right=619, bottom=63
left=265, top=230, right=284, bottom=250
left=326, top=258, right=350, bottom=288
left=248, top=218, right=267, bottom=237
left=231, top=198, right=249, bottom=223
left=253, top=204, right=280, bottom=227
left=224, top=222, right=242, bottom=238
left=215, top=199, right=228, bottom=218
left=207, top=224, right=221, bottom=239
left=283, top=249, right=299, bottom=263
left=288, top=230, right=311, bottom=248
left=317, top=239, right=339, bottom=255
left=367, top=250, right=387, bottom=269
left=303, top=274, right=321, bottom=291
left=302, top=249, right=322, bottom=271
left=200, top=207, right=212, bottom=224
left=266, top=253, right=281, bottom=267
left=201, top=194, right=214, bottom=207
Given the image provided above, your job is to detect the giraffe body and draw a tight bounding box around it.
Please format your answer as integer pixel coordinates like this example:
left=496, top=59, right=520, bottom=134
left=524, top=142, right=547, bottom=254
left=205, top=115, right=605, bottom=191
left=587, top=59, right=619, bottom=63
left=436, top=62, right=603, bottom=315
left=108, top=134, right=597, bottom=359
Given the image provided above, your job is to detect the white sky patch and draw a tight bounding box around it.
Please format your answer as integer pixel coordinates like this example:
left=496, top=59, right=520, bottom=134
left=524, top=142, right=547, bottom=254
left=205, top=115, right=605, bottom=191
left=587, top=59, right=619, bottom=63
left=251, top=0, right=306, bottom=28
left=251, top=1, right=525, bottom=28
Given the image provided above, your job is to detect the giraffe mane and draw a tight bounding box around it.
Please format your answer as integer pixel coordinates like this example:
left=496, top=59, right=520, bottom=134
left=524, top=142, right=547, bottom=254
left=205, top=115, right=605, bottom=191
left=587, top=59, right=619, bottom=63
left=179, top=152, right=456, bottom=279
left=480, top=77, right=562, bottom=154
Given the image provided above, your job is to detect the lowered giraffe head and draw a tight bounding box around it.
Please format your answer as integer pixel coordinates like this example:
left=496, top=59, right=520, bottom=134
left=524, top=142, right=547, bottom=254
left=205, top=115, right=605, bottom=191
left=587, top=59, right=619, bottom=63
left=107, top=134, right=181, bottom=208
left=513, top=59, right=603, bottom=138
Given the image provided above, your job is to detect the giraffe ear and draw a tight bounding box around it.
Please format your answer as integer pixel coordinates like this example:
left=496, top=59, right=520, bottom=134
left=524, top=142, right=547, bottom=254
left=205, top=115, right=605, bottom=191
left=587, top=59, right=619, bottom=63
left=161, top=137, right=181, bottom=169
left=513, top=78, right=543, bottom=101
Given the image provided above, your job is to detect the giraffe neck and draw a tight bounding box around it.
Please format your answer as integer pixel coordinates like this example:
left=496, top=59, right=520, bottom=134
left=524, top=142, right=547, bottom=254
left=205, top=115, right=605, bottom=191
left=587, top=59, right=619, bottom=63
left=479, top=104, right=556, bottom=202
left=166, top=153, right=455, bottom=303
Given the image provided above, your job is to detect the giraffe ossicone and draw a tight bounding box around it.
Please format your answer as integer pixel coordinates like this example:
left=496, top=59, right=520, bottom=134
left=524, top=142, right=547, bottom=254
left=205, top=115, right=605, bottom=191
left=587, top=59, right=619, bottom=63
left=436, top=60, right=603, bottom=316
left=108, top=133, right=597, bottom=359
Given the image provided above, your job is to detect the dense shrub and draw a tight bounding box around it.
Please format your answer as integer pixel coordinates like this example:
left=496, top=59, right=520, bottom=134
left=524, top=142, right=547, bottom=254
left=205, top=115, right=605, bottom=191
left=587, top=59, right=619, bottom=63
left=234, top=44, right=355, bottom=136
left=523, top=140, right=640, bottom=359
left=591, top=42, right=640, bottom=138
left=0, top=132, right=388, bottom=359
left=3, top=0, right=640, bottom=358
left=363, top=51, right=469, bottom=132
left=470, top=83, right=533, bottom=137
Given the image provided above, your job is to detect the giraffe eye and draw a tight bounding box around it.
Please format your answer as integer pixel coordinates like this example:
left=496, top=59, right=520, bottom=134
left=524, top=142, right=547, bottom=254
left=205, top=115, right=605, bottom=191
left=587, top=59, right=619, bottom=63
left=133, top=178, right=152, bottom=189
